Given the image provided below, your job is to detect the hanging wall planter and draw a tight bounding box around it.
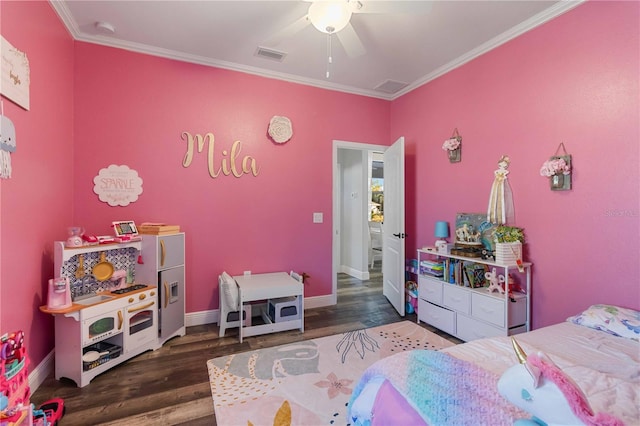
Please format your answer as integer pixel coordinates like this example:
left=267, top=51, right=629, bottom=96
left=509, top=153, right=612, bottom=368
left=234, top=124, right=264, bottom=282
left=540, top=143, right=572, bottom=191
left=442, top=128, right=462, bottom=163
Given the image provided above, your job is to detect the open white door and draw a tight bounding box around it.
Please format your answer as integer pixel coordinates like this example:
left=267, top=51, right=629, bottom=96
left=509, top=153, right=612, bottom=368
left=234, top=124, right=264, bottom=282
left=382, top=137, right=405, bottom=316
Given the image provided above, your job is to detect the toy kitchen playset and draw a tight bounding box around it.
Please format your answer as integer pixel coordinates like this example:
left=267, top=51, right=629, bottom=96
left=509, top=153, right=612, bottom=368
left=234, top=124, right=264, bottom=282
left=40, top=221, right=185, bottom=387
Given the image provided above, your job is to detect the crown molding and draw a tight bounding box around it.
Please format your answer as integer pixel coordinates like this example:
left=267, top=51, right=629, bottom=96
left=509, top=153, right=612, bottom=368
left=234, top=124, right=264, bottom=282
left=393, top=0, right=585, bottom=99
left=49, top=0, right=585, bottom=101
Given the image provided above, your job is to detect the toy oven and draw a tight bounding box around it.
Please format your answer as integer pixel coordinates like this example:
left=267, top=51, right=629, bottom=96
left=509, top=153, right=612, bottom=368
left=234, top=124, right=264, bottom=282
left=82, top=310, right=123, bottom=346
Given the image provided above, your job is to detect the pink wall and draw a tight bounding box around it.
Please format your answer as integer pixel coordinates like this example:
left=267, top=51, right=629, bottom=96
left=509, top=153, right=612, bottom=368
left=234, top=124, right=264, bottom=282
left=2, top=0, right=638, bottom=371
left=0, top=1, right=74, bottom=363
left=72, top=43, right=391, bottom=314
left=392, top=1, right=639, bottom=328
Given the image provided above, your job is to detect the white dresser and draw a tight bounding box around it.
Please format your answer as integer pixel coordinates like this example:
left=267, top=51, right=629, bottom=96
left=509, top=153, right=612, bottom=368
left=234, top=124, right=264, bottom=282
left=416, top=249, right=531, bottom=342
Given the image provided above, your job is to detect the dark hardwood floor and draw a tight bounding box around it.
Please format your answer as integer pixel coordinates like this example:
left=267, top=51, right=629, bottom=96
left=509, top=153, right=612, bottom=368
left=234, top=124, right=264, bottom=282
left=31, top=266, right=460, bottom=425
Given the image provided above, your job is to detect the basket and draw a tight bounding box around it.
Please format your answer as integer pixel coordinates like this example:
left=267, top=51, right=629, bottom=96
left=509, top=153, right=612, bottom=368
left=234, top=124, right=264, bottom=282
left=267, top=297, right=300, bottom=322
left=495, top=242, right=522, bottom=265
left=82, top=342, right=122, bottom=371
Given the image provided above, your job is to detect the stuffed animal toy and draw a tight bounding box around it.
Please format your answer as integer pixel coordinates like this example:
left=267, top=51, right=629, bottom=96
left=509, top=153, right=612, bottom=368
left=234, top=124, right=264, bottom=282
left=498, top=338, right=624, bottom=426
left=0, top=114, right=16, bottom=179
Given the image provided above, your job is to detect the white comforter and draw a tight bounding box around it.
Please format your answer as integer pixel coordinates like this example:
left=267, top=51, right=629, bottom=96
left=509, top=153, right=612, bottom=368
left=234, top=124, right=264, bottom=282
left=442, top=322, right=640, bottom=425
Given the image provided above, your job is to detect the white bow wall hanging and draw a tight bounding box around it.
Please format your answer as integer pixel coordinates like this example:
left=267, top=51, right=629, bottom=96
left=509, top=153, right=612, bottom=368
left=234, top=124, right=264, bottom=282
left=0, top=111, right=16, bottom=179
left=487, top=155, right=515, bottom=225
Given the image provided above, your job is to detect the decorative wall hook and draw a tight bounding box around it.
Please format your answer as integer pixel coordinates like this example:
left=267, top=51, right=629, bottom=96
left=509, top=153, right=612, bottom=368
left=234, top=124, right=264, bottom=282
left=442, top=128, right=462, bottom=163
left=540, top=143, right=572, bottom=191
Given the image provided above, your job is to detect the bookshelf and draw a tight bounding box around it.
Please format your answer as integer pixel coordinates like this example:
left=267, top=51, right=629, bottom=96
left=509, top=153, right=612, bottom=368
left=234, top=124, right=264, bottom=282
left=416, top=249, right=531, bottom=342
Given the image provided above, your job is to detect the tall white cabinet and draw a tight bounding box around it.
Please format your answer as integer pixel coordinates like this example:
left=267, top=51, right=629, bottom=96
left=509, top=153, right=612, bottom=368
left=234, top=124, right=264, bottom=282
left=137, top=233, right=186, bottom=345
left=416, top=249, right=531, bottom=342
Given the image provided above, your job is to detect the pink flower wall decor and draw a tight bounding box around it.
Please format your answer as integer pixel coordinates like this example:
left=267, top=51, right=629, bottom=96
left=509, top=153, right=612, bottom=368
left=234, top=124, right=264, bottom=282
left=442, top=128, right=462, bottom=163
left=540, top=158, right=571, bottom=177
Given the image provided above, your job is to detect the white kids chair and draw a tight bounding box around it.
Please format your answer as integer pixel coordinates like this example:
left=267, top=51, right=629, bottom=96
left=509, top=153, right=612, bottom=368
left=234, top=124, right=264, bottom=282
left=218, top=271, right=250, bottom=337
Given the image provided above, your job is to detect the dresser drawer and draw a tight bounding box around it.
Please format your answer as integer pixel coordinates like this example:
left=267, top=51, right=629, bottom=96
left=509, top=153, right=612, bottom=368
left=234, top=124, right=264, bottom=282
left=443, top=285, right=470, bottom=314
left=471, top=292, right=505, bottom=327
left=507, top=295, right=527, bottom=327
left=456, top=314, right=503, bottom=342
left=418, top=275, right=443, bottom=305
left=419, top=300, right=455, bottom=335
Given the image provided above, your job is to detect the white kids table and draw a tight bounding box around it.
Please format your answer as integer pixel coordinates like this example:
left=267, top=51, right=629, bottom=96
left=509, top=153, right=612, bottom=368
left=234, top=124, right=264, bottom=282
left=233, top=272, right=304, bottom=343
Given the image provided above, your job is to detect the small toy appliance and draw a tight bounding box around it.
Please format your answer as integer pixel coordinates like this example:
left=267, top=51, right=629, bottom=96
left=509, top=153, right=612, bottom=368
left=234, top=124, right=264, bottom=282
left=47, top=277, right=72, bottom=310
left=66, top=226, right=84, bottom=247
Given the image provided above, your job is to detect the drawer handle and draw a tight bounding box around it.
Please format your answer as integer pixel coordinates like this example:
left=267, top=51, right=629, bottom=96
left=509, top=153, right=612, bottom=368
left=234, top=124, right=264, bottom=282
left=450, top=297, right=462, bottom=302
left=129, top=301, right=155, bottom=313
left=481, top=307, right=495, bottom=314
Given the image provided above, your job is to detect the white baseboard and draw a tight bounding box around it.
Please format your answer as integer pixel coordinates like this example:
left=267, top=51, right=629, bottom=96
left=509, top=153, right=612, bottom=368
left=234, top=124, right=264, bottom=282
left=29, top=349, right=54, bottom=393
left=303, top=294, right=334, bottom=310
left=185, top=309, right=218, bottom=327
left=31, top=295, right=337, bottom=391
left=340, top=265, right=369, bottom=280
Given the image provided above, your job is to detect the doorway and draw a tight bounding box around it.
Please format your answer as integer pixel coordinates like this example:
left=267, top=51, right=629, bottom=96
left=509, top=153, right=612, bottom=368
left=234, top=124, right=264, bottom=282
left=331, top=140, right=387, bottom=304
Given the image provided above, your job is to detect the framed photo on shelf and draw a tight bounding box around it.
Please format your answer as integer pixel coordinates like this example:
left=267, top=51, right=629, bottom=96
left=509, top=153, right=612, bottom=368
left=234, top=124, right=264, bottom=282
left=112, top=220, right=138, bottom=237
left=454, top=213, right=496, bottom=251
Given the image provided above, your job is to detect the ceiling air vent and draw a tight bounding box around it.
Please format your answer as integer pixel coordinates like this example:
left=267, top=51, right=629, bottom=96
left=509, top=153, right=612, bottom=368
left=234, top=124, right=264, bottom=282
left=374, top=79, right=409, bottom=94
left=255, top=46, right=287, bottom=62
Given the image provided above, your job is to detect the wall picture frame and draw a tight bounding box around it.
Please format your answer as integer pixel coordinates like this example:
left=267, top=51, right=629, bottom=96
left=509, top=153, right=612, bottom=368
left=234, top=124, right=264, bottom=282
left=454, top=212, right=497, bottom=251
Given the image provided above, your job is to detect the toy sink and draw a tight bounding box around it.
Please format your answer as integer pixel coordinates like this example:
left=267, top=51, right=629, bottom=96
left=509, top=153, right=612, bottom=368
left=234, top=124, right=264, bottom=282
left=74, top=294, right=114, bottom=306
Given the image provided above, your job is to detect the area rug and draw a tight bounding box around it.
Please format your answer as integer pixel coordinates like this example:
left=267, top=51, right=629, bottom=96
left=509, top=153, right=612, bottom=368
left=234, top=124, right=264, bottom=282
left=207, top=321, right=456, bottom=425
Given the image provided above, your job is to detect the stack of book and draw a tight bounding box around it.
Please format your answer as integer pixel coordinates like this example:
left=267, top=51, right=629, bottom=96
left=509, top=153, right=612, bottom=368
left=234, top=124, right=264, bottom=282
left=419, top=259, right=444, bottom=277
left=138, top=223, right=180, bottom=235
left=442, top=258, right=489, bottom=287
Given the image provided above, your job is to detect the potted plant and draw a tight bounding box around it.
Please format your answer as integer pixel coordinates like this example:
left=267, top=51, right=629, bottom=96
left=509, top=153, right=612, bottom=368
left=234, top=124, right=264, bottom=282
left=494, top=225, right=525, bottom=244
left=540, top=157, right=571, bottom=189
left=493, top=225, right=524, bottom=264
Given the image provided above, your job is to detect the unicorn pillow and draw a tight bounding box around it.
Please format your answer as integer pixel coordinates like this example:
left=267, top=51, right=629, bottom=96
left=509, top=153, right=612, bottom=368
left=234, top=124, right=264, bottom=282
left=497, top=338, right=624, bottom=426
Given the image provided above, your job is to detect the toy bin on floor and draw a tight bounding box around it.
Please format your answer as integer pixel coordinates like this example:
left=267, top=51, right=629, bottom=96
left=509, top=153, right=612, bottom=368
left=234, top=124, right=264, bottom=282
left=267, top=297, right=300, bottom=323
left=226, top=304, right=252, bottom=327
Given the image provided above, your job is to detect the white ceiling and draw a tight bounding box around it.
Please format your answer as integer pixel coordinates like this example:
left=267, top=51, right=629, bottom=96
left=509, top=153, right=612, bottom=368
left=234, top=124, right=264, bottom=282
left=51, top=0, right=583, bottom=100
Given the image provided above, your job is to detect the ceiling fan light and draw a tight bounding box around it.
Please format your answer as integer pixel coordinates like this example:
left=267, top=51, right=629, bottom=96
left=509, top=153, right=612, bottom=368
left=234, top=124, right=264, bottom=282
left=308, top=1, right=352, bottom=34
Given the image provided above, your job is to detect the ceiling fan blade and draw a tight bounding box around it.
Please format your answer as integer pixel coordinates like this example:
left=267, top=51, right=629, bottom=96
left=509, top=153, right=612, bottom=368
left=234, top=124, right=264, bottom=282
left=336, top=22, right=366, bottom=58
left=353, top=1, right=433, bottom=14
left=263, top=14, right=310, bottom=46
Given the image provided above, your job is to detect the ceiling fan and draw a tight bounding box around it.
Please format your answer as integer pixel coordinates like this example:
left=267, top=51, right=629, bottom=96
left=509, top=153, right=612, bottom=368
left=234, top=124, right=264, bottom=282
left=264, top=1, right=433, bottom=60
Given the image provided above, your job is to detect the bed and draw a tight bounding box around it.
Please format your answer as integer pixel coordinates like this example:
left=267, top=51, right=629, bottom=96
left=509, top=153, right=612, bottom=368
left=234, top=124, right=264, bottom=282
left=348, top=305, right=640, bottom=425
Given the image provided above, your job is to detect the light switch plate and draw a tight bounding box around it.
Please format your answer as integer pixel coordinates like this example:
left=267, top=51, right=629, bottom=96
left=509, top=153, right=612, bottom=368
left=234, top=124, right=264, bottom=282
left=313, top=212, right=323, bottom=223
